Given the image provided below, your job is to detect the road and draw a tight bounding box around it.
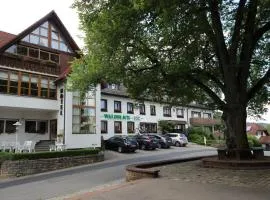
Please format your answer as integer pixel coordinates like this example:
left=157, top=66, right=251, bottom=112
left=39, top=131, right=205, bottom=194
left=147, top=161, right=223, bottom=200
left=0, top=144, right=216, bottom=200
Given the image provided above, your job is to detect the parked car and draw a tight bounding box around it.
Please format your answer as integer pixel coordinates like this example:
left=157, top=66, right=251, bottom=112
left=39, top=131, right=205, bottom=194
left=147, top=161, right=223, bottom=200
left=133, top=134, right=159, bottom=150
left=148, top=134, right=172, bottom=148
left=164, top=133, right=188, bottom=147
left=105, top=136, right=139, bottom=153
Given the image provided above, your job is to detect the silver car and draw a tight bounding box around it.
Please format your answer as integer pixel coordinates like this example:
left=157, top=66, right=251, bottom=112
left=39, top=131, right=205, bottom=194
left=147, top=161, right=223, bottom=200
left=164, top=133, right=188, bottom=147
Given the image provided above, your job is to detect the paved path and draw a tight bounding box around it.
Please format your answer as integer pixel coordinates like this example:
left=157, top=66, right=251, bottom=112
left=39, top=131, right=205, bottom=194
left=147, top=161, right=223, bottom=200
left=66, top=178, right=270, bottom=200
left=0, top=145, right=216, bottom=200
left=63, top=151, right=270, bottom=200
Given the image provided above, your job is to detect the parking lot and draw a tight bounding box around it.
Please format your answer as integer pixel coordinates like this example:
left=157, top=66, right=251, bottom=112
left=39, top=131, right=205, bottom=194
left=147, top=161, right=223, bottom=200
left=104, top=143, right=216, bottom=161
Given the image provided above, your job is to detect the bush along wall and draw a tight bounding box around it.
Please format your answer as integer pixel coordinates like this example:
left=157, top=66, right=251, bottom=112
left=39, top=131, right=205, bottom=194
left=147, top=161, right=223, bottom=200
left=0, top=149, right=103, bottom=177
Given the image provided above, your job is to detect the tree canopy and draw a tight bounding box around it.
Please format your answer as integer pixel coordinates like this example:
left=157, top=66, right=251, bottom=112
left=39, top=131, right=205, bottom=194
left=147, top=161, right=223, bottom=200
left=70, top=0, right=270, bottom=155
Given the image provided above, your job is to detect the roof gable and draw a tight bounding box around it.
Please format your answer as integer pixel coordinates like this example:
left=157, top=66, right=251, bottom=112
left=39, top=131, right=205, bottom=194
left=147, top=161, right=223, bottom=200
left=0, top=10, right=80, bottom=54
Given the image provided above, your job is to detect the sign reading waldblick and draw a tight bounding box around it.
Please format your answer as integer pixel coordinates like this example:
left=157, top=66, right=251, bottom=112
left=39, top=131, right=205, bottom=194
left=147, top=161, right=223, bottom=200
left=102, top=114, right=140, bottom=121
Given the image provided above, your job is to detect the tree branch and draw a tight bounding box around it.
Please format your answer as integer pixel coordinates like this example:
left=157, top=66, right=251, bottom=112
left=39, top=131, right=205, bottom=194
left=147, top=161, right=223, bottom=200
left=208, top=0, right=229, bottom=66
left=253, top=21, right=270, bottom=46
left=193, top=69, right=225, bottom=92
left=247, top=67, right=270, bottom=101
left=229, top=0, right=247, bottom=63
left=186, top=73, right=225, bottom=109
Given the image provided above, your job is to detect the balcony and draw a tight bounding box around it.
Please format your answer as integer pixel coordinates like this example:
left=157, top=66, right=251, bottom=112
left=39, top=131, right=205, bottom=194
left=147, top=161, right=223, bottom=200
left=0, top=54, right=60, bottom=75
left=190, top=117, right=220, bottom=126
left=0, top=93, right=58, bottom=111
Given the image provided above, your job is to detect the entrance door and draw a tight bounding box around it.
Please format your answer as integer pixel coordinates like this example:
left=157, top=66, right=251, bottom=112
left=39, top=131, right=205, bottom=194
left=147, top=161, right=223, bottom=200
left=50, top=119, right=57, bottom=140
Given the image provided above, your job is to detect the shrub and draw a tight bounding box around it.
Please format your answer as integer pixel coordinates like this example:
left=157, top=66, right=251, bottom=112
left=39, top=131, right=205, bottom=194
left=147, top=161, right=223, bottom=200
left=247, top=135, right=262, bottom=148
left=0, top=148, right=100, bottom=161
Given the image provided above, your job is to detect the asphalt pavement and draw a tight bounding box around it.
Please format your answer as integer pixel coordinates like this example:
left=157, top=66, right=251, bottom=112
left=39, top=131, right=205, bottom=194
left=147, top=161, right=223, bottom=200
left=0, top=144, right=216, bottom=200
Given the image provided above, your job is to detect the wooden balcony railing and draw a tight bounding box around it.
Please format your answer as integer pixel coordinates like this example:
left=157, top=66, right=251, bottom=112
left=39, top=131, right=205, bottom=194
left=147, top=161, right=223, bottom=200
left=0, top=54, right=60, bottom=75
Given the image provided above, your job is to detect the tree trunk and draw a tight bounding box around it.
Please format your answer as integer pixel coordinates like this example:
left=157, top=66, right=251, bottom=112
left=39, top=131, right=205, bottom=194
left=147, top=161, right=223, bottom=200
left=223, top=104, right=252, bottom=159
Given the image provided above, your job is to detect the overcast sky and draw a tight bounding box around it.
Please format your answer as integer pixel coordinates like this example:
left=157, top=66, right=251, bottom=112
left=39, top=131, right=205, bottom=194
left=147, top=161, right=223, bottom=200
left=0, top=0, right=84, bottom=48
left=0, top=0, right=269, bottom=123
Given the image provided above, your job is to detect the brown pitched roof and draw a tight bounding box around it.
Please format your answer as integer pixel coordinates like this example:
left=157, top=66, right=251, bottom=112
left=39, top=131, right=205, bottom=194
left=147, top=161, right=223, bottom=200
left=259, top=136, right=270, bottom=144
left=0, top=10, right=80, bottom=54
left=246, top=123, right=268, bottom=135
left=0, top=31, right=16, bottom=48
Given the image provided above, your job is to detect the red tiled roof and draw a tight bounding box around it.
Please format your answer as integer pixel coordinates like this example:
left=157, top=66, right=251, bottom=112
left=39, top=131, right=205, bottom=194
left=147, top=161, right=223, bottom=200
left=0, top=31, right=16, bottom=48
left=246, top=123, right=268, bottom=135
left=259, top=136, right=270, bottom=144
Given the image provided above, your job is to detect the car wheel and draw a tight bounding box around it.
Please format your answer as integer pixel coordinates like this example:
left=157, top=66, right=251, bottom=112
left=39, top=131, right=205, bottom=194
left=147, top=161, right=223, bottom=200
left=175, top=142, right=180, bottom=147
left=157, top=143, right=162, bottom=149
left=141, top=144, right=146, bottom=150
left=118, top=146, right=123, bottom=153
left=183, top=144, right=187, bottom=147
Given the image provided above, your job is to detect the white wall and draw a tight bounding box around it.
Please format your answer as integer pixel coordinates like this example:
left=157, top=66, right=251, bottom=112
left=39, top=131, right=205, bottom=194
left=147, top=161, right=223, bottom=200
left=64, top=85, right=101, bottom=149
left=0, top=94, right=58, bottom=111
left=100, top=94, right=214, bottom=139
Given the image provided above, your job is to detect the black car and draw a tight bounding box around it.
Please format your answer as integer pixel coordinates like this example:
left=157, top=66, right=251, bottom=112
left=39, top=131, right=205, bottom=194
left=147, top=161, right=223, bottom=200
left=105, top=136, right=138, bottom=153
left=149, top=134, right=172, bottom=148
left=133, top=134, right=159, bottom=150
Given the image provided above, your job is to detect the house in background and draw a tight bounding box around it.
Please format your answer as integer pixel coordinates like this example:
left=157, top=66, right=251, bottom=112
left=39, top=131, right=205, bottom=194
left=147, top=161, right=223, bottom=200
left=246, top=122, right=269, bottom=138
left=0, top=11, right=101, bottom=150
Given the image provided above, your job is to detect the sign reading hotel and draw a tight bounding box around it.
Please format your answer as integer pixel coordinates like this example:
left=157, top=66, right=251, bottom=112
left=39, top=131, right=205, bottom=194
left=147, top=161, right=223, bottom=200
left=102, top=114, right=140, bottom=121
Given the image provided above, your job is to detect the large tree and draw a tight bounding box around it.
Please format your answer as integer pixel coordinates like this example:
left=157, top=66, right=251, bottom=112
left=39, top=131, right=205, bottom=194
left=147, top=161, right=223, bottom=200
left=71, top=0, right=270, bottom=159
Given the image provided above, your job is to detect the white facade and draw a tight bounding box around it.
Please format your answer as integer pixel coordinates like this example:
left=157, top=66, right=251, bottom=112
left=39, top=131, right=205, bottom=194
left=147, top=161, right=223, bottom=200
left=0, top=84, right=101, bottom=149
left=100, top=94, right=215, bottom=140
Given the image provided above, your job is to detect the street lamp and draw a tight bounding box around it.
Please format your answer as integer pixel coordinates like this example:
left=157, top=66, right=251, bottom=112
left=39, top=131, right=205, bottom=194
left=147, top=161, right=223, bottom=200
left=13, top=121, right=22, bottom=148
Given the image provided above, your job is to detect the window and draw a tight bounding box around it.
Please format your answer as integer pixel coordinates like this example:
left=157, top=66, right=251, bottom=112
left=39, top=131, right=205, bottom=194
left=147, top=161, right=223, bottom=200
left=17, top=45, right=28, bottom=56
left=101, top=121, right=108, bottom=134
left=9, top=73, right=18, bottom=95
left=21, top=74, right=30, bottom=96
left=163, top=106, right=171, bottom=117
left=101, top=99, right=107, bottom=112
left=6, top=44, right=60, bottom=64
left=191, top=111, right=201, bottom=118
left=114, top=121, right=122, bottom=133
left=127, top=102, right=134, bottom=114
left=176, top=108, right=184, bottom=118
left=139, top=104, right=145, bottom=115
left=25, top=120, right=48, bottom=134
left=108, top=84, right=120, bottom=90
left=40, top=78, right=48, bottom=98
left=203, top=113, right=211, bottom=118
left=0, top=70, right=8, bottom=93
left=30, top=76, right=39, bottom=97
left=140, top=123, right=157, bottom=133
left=127, top=122, right=135, bottom=133
left=29, top=48, right=39, bottom=58
left=5, top=120, right=17, bottom=133
left=114, top=101, right=121, bottom=113
left=150, top=105, right=156, bottom=116
left=0, top=120, right=4, bottom=133
left=0, top=70, right=56, bottom=99
left=72, top=92, right=96, bottom=134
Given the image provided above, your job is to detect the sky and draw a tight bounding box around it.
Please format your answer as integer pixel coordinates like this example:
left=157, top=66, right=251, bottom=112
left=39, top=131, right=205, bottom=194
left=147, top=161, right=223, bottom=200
left=0, top=0, right=269, bottom=123
left=0, top=0, right=84, bottom=48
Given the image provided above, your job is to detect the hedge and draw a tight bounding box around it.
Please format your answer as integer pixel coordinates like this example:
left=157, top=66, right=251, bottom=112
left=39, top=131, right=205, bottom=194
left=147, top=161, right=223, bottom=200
left=0, top=148, right=100, bottom=162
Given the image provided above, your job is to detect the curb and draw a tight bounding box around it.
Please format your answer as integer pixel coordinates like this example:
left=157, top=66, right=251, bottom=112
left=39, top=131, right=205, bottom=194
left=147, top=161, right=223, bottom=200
left=126, top=155, right=214, bottom=181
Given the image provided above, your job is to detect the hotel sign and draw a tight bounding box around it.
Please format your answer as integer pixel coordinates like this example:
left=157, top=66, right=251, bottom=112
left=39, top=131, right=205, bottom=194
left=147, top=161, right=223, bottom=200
left=103, top=114, right=140, bottom=121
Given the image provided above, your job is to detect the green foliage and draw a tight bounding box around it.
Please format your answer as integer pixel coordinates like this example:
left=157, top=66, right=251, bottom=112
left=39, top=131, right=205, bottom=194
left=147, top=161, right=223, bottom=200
left=0, top=149, right=99, bottom=162
left=247, top=135, right=262, bottom=148
left=72, top=0, right=270, bottom=150
left=158, top=120, right=174, bottom=133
